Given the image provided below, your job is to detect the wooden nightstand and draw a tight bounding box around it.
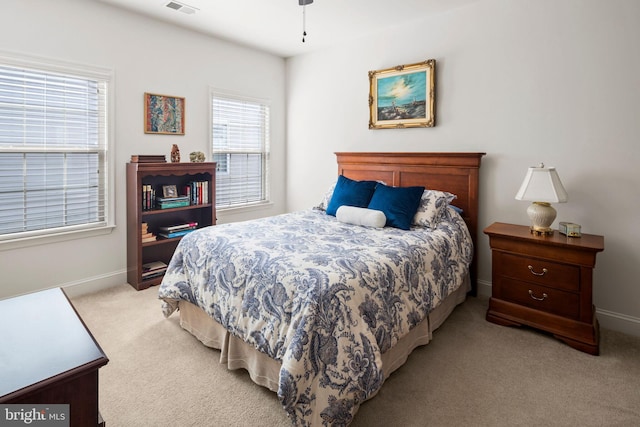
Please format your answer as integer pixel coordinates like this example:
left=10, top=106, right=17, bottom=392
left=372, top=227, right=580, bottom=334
left=484, top=222, right=604, bottom=355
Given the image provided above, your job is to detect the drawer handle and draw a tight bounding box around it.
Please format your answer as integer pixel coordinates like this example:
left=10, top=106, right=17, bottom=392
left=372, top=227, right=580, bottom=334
left=528, top=265, right=548, bottom=276
left=528, top=289, right=548, bottom=301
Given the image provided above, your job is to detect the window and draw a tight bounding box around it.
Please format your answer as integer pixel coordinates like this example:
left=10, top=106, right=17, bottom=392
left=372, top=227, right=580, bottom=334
left=0, top=54, right=112, bottom=243
left=211, top=92, right=270, bottom=209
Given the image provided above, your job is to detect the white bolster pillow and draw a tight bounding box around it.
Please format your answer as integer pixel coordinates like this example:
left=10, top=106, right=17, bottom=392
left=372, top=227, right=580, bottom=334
left=336, top=206, right=386, bottom=228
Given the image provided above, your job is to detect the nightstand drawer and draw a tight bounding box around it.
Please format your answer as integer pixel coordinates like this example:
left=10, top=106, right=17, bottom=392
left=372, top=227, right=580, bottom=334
left=500, top=253, right=580, bottom=291
left=500, top=278, right=580, bottom=319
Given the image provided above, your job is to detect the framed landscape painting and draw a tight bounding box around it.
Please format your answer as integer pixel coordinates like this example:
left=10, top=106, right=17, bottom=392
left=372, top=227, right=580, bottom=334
left=144, top=92, right=185, bottom=135
left=368, top=59, right=436, bottom=129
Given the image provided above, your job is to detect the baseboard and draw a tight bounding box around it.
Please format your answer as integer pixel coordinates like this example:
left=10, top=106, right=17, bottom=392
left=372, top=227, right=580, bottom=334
left=476, top=279, right=492, bottom=299
left=58, top=274, right=640, bottom=338
left=62, top=269, right=126, bottom=299
left=596, top=308, right=640, bottom=338
left=476, top=280, right=640, bottom=338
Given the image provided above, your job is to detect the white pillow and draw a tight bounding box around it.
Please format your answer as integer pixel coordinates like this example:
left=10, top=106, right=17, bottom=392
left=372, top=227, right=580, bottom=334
left=412, top=190, right=457, bottom=228
left=336, top=206, right=386, bottom=228
left=315, top=182, right=336, bottom=211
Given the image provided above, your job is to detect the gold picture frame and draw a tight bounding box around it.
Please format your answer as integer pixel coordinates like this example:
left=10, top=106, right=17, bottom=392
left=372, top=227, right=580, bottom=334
left=144, top=92, right=185, bottom=135
left=368, top=59, right=436, bottom=129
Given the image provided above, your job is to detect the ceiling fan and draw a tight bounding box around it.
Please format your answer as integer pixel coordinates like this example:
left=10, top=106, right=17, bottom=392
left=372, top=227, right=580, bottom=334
left=299, top=0, right=314, bottom=43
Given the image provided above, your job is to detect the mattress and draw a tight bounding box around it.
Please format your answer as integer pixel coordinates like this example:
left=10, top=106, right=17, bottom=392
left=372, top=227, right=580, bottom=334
left=159, top=207, right=473, bottom=425
left=176, top=277, right=470, bottom=393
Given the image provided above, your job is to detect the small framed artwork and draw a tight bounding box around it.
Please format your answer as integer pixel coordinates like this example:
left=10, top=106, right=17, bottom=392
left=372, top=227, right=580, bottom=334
left=144, top=92, right=185, bottom=135
left=368, top=59, right=436, bottom=129
left=162, top=185, right=178, bottom=198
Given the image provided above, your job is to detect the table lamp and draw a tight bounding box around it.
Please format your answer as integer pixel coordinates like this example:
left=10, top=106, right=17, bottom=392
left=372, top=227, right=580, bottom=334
left=515, top=163, right=568, bottom=235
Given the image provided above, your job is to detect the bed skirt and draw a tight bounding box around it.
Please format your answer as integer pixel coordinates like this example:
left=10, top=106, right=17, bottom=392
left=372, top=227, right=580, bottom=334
left=176, top=275, right=470, bottom=395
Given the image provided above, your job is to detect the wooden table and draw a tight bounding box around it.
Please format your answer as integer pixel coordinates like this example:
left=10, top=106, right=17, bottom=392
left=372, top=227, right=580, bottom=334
left=0, top=288, right=108, bottom=426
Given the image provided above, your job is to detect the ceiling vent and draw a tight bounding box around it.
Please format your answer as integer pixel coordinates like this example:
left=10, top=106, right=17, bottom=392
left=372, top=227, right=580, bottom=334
left=165, top=1, right=198, bottom=15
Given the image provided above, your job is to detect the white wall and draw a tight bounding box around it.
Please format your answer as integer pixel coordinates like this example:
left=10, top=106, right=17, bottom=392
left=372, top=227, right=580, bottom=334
left=2, top=0, right=638, bottom=337
left=286, top=0, right=640, bottom=336
left=0, top=0, right=286, bottom=298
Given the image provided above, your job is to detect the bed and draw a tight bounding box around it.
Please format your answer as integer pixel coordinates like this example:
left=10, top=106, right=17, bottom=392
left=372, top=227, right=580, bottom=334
left=158, top=152, right=484, bottom=426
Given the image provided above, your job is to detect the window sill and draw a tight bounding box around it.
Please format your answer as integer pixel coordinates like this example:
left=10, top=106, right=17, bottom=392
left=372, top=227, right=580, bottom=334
left=0, top=225, right=116, bottom=252
left=216, top=201, right=274, bottom=221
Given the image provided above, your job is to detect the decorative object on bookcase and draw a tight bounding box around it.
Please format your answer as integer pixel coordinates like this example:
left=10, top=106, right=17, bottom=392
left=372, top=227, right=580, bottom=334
left=162, top=185, right=178, bottom=198
left=127, top=162, right=216, bottom=291
left=131, top=154, right=166, bottom=163
left=171, top=144, right=181, bottom=163
left=144, top=93, right=185, bottom=135
left=190, top=151, right=205, bottom=162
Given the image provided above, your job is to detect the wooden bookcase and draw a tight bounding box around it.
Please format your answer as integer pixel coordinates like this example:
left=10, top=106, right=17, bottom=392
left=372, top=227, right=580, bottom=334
left=126, top=162, right=216, bottom=290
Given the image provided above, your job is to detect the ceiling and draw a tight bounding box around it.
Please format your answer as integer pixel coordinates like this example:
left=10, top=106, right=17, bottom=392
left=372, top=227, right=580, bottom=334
left=97, top=0, right=480, bottom=58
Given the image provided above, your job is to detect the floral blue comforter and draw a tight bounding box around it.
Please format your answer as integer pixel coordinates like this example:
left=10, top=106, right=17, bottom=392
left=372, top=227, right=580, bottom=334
left=158, top=208, right=472, bottom=426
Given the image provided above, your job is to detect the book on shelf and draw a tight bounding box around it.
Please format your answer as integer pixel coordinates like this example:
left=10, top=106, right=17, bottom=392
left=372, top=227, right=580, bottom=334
left=158, top=229, right=196, bottom=239
left=142, top=261, right=167, bottom=271
left=156, top=196, right=189, bottom=202
left=158, top=222, right=198, bottom=233
left=188, top=180, right=209, bottom=205
left=142, top=185, right=156, bottom=211
left=131, top=154, right=167, bottom=163
left=142, top=261, right=167, bottom=278
left=142, top=268, right=167, bottom=280
left=142, top=262, right=167, bottom=279
left=157, top=200, right=190, bottom=209
left=141, top=222, right=157, bottom=242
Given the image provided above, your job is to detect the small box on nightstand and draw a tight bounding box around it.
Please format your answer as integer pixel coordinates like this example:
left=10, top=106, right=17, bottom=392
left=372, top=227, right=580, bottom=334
left=559, top=221, right=581, bottom=237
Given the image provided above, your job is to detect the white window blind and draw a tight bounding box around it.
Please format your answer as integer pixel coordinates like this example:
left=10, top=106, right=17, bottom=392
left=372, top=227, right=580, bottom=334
left=0, top=61, right=109, bottom=240
left=211, top=93, right=270, bottom=209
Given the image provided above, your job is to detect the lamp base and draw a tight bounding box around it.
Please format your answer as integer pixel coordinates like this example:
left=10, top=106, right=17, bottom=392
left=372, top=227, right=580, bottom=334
left=529, top=226, right=554, bottom=236
left=526, top=202, right=557, bottom=236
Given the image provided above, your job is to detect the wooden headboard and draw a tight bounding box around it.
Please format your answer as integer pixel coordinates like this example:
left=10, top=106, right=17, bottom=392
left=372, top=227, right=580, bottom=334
left=335, top=152, right=485, bottom=294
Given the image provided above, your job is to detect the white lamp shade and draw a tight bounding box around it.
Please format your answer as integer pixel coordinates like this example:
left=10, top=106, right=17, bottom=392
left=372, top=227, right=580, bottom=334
left=515, top=165, right=568, bottom=203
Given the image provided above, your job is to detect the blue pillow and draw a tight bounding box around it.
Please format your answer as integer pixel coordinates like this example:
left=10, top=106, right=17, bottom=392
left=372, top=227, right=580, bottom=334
left=368, top=184, right=425, bottom=230
left=326, top=175, right=378, bottom=216
left=450, top=205, right=464, bottom=215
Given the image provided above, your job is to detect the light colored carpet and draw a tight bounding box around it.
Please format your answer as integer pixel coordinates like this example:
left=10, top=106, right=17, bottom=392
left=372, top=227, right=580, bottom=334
left=70, top=284, right=640, bottom=426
